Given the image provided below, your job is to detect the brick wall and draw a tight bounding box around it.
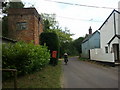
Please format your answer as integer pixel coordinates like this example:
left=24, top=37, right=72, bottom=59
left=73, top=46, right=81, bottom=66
left=8, top=8, right=43, bottom=45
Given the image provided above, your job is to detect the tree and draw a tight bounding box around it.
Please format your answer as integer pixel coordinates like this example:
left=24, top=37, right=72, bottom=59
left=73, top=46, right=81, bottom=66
left=48, top=28, right=75, bottom=57
left=41, top=13, right=57, bottom=31
left=73, top=37, right=84, bottom=54
left=41, top=13, right=73, bottom=42
left=48, top=28, right=73, bottom=44
left=41, top=13, right=76, bottom=57
left=2, top=1, right=24, bottom=14
left=40, top=32, right=59, bottom=66
left=2, top=1, right=24, bottom=37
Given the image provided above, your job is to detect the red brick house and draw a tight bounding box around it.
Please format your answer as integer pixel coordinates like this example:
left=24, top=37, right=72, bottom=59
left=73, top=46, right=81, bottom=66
left=8, top=8, right=43, bottom=45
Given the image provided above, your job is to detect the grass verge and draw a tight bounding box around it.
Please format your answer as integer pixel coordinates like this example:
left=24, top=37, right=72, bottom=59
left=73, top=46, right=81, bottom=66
left=2, top=61, right=62, bottom=88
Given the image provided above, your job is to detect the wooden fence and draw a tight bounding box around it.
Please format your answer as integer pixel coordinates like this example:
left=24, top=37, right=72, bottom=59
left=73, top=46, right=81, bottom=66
left=1, top=69, right=17, bottom=89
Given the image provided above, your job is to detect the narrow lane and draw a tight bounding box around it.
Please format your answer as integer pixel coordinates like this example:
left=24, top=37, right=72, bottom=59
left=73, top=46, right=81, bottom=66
left=62, top=57, right=118, bottom=88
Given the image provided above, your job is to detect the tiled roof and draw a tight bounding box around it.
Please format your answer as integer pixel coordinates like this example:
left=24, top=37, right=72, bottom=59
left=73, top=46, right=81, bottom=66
left=82, top=30, right=100, bottom=43
left=1, top=36, right=17, bottom=43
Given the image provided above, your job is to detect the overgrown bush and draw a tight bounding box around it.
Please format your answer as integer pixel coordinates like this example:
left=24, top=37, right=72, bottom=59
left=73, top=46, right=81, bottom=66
left=2, top=42, right=50, bottom=79
left=40, top=32, right=59, bottom=66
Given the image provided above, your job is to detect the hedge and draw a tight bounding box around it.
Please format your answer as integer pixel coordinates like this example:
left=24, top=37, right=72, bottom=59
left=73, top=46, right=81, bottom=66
left=2, top=42, right=50, bottom=79
left=40, top=32, right=59, bottom=66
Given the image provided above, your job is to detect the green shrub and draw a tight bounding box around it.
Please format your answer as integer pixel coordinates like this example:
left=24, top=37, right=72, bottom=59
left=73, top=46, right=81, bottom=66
left=2, top=42, right=50, bottom=79
left=40, top=32, right=59, bottom=66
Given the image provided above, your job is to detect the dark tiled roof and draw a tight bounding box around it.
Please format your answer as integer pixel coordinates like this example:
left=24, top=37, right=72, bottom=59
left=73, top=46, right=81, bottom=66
left=82, top=34, right=92, bottom=43
left=1, top=36, right=17, bottom=43
left=82, top=30, right=100, bottom=43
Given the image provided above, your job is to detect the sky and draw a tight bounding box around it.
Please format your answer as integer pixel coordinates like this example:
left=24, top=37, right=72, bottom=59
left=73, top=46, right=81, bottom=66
left=20, top=0, right=119, bottom=39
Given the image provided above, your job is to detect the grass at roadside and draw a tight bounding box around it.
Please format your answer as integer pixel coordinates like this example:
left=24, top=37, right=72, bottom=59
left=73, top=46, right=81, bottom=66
left=79, top=57, right=89, bottom=61
left=2, top=61, right=62, bottom=88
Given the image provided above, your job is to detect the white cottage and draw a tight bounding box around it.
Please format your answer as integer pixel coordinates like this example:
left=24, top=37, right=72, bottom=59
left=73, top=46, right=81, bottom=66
left=90, top=8, right=120, bottom=64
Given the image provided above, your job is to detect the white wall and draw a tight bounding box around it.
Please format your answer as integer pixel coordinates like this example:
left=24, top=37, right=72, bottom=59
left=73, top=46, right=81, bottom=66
left=90, top=10, right=120, bottom=63
left=100, top=11, right=119, bottom=53
left=110, top=37, right=119, bottom=52
left=118, top=2, right=120, bottom=35
left=118, top=1, right=120, bottom=61
left=100, top=13, right=114, bottom=52
left=116, top=11, right=119, bottom=35
left=90, top=49, right=114, bottom=62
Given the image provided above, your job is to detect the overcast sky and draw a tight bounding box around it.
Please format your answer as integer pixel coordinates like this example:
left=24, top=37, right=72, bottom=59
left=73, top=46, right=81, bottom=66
left=21, top=0, right=120, bottom=39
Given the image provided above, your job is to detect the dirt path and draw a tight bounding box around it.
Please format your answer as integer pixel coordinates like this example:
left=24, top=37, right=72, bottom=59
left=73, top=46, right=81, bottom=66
left=62, top=56, right=118, bottom=88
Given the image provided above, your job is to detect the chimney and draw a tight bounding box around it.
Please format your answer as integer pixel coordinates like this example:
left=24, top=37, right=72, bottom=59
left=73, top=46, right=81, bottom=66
left=89, top=26, right=92, bottom=34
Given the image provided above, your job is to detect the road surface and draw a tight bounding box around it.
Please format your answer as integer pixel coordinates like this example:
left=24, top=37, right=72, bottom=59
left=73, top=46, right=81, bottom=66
left=62, top=57, right=119, bottom=88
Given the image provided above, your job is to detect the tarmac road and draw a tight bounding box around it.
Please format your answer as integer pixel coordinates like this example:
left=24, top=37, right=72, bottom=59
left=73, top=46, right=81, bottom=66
left=62, top=57, right=119, bottom=88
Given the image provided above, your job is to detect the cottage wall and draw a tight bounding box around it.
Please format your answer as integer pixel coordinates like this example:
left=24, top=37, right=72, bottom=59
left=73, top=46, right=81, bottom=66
left=90, top=49, right=114, bottom=62
left=100, top=13, right=114, bottom=52
left=118, top=2, right=120, bottom=35
left=89, top=32, right=100, bottom=49
left=100, top=11, right=119, bottom=53
left=8, top=8, right=43, bottom=45
left=118, top=1, right=120, bottom=61
left=82, top=41, right=89, bottom=58
left=81, top=31, right=100, bottom=58
left=90, top=10, right=120, bottom=63
left=33, top=15, right=43, bottom=45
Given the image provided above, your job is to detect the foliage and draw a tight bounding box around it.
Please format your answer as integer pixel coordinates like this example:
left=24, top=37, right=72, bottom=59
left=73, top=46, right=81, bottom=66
left=41, top=13, right=58, bottom=31
left=41, top=13, right=73, bottom=43
left=41, top=13, right=76, bottom=57
left=60, top=42, right=78, bottom=57
left=73, top=37, right=84, bottom=54
left=47, top=28, right=73, bottom=45
left=40, top=32, right=59, bottom=65
left=2, top=42, right=50, bottom=79
left=2, top=61, right=62, bottom=88
left=2, top=1, right=24, bottom=14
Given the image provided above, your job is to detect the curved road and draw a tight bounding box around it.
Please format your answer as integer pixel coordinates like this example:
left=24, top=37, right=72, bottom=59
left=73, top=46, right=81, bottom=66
left=62, top=57, right=119, bottom=88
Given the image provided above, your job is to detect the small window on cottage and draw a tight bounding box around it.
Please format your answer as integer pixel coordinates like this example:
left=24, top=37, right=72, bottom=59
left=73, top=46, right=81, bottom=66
left=16, top=22, right=27, bottom=30
left=105, top=47, right=108, bottom=53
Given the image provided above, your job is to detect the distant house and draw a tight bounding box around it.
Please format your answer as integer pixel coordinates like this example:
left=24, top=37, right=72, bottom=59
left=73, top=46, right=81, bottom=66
left=8, top=8, right=43, bottom=45
left=81, top=27, right=100, bottom=58
left=90, top=9, right=120, bottom=64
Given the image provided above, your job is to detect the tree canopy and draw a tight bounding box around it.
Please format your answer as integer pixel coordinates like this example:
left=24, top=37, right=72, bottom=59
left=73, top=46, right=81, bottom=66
left=41, top=13, right=73, bottom=44
left=2, top=1, right=24, bottom=14
left=73, top=37, right=84, bottom=54
left=41, top=13, right=57, bottom=31
left=41, top=13, right=78, bottom=57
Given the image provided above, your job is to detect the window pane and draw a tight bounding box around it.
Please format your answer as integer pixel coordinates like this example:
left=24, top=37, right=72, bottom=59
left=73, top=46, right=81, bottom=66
left=105, top=47, right=108, bottom=53
left=16, top=22, right=27, bottom=30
